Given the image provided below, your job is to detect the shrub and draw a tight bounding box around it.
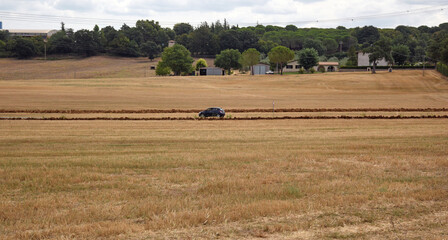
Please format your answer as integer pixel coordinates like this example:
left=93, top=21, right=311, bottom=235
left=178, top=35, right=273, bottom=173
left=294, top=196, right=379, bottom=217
left=155, top=61, right=171, bottom=76
left=437, top=62, right=448, bottom=77
left=298, top=68, right=305, bottom=74
left=309, top=68, right=316, bottom=73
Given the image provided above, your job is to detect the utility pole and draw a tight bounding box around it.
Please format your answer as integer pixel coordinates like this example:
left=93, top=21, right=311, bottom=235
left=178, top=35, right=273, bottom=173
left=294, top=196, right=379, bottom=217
left=44, top=39, right=47, bottom=61
left=423, top=55, right=425, bottom=77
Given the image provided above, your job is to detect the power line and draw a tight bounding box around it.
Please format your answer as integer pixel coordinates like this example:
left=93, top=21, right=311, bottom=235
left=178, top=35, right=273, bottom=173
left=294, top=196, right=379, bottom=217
left=0, top=4, right=447, bottom=28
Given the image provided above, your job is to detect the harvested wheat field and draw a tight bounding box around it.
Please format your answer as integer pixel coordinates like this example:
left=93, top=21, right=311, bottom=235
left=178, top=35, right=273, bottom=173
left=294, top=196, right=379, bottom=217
left=1, top=59, right=448, bottom=239
left=1, top=120, right=447, bottom=239
left=1, top=68, right=448, bottom=110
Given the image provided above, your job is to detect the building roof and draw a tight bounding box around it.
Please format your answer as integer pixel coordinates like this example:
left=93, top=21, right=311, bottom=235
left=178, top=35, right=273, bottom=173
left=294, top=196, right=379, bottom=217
left=318, top=62, right=339, bottom=66
left=6, top=29, right=58, bottom=34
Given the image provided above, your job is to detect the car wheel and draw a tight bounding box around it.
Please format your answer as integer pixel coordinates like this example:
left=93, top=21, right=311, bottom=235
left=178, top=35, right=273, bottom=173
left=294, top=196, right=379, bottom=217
left=199, top=113, right=205, bottom=117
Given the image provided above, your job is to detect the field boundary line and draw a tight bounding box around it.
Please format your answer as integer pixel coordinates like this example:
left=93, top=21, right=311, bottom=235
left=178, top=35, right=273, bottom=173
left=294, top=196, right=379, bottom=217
left=1, top=108, right=447, bottom=114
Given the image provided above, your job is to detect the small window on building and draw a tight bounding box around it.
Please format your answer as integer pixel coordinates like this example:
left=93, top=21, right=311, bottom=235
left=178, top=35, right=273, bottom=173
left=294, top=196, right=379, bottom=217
left=295, top=65, right=301, bottom=69
left=286, top=65, right=293, bottom=69
left=150, top=66, right=156, bottom=70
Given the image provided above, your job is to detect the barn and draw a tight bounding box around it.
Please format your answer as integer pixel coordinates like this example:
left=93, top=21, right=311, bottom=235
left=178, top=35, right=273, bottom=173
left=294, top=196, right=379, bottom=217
left=199, top=67, right=225, bottom=76
left=253, top=63, right=270, bottom=75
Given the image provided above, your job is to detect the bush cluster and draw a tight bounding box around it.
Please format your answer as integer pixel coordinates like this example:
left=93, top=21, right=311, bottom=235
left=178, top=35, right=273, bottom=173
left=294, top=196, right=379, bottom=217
left=437, top=62, right=448, bottom=76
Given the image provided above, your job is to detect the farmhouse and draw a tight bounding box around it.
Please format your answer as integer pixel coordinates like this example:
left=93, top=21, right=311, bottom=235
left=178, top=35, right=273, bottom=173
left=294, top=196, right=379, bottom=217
left=283, top=61, right=303, bottom=73
left=199, top=67, right=225, bottom=76
left=358, top=52, right=388, bottom=67
left=253, top=63, right=270, bottom=75
left=283, top=61, right=339, bottom=72
left=3, top=29, right=59, bottom=39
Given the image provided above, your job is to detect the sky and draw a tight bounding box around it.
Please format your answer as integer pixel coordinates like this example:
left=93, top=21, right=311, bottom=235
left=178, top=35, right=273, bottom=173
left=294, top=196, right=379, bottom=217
left=0, top=0, right=447, bottom=30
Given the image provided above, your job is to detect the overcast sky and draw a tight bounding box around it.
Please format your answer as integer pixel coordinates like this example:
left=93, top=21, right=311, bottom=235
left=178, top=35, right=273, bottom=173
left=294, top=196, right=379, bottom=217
left=1, top=0, right=447, bottom=30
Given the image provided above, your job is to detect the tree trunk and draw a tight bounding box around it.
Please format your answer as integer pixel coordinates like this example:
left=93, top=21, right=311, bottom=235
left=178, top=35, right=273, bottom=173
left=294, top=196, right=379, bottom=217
left=280, top=63, right=283, bottom=75
left=228, top=69, right=231, bottom=75
left=251, top=66, right=254, bottom=75
left=372, top=62, right=376, bottom=74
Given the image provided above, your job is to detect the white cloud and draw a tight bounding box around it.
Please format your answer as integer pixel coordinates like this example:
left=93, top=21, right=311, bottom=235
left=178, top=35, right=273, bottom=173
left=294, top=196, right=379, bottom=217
left=0, top=0, right=447, bottom=30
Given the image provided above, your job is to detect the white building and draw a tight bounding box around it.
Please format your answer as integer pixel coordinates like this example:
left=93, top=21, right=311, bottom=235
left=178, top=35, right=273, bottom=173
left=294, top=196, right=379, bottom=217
left=4, top=29, right=59, bottom=39
left=357, top=52, right=388, bottom=67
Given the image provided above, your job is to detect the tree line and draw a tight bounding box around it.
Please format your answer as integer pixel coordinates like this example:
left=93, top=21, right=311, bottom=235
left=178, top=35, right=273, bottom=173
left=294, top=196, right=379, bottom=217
left=0, top=20, right=447, bottom=68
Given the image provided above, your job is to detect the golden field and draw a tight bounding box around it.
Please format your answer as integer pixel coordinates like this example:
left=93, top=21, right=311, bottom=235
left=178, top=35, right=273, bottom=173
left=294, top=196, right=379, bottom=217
left=0, top=57, right=448, bottom=239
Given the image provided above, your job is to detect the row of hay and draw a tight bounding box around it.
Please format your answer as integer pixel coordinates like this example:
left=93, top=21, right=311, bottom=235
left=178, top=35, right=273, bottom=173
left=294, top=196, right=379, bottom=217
left=1, top=108, right=447, bottom=114
left=2, top=115, right=448, bottom=121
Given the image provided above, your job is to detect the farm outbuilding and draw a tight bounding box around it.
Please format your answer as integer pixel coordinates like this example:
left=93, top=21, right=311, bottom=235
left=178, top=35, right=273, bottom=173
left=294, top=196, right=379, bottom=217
left=314, top=62, right=339, bottom=72
left=253, top=64, right=270, bottom=75
left=199, top=67, right=224, bottom=76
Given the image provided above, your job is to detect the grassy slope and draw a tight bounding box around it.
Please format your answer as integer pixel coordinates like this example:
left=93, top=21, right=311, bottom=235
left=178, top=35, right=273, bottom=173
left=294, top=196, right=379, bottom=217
left=1, top=70, right=448, bottom=110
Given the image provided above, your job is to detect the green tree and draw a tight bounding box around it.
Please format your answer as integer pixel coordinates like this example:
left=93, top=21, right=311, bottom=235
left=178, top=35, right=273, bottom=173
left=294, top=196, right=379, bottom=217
left=218, top=30, right=241, bottom=51
left=173, top=23, right=193, bottom=36
left=48, top=31, right=74, bottom=54
left=12, top=37, right=37, bottom=59
left=190, top=26, right=219, bottom=55
left=214, top=49, right=242, bottom=75
left=0, top=30, right=9, bottom=42
left=391, top=44, right=411, bottom=65
left=159, top=44, right=194, bottom=75
left=303, top=38, right=326, bottom=55
left=365, top=37, right=393, bottom=73
left=427, top=31, right=448, bottom=63
left=268, top=46, right=294, bottom=75
left=298, top=48, right=319, bottom=71
left=257, top=39, right=278, bottom=54
left=155, top=61, right=171, bottom=76
left=140, top=40, right=161, bottom=60
left=322, top=38, right=339, bottom=55
left=346, top=46, right=357, bottom=66
left=195, top=58, right=208, bottom=71
left=356, top=26, right=380, bottom=45
left=74, top=29, right=98, bottom=57
left=109, top=32, right=139, bottom=57
left=241, top=48, right=260, bottom=75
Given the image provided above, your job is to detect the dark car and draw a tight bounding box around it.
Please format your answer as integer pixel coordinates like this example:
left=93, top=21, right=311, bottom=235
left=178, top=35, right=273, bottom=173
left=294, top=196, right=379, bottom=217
left=199, top=107, right=225, bottom=118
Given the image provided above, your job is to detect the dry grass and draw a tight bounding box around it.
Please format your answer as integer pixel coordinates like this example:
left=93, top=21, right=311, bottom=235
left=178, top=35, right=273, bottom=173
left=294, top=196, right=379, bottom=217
left=0, top=64, right=448, bottom=110
left=0, top=119, right=447, bottom=239
left=1, top=59, right=448, bottom=239
left=0, top=56, right=216, bottom=80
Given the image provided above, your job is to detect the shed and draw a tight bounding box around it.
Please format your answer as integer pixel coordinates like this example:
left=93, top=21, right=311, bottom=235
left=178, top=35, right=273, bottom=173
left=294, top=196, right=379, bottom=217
left=253, top=63, right=270, bottom=75
left=199, top=67, right=224, bottom=76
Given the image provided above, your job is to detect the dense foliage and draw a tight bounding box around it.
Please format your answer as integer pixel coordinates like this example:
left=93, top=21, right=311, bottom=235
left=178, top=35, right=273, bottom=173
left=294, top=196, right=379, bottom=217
left=0, top=20, right=447, bottom=68
left=437, top=62, right=448, bottom=77
left=214, top=49, right=242, bottom=74
left=297, top=48, right=319, bottom=71
left=157, top=44, right=194, bottom=76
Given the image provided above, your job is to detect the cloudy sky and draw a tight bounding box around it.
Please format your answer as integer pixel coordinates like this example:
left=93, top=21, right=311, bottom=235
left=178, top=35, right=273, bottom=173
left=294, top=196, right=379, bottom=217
left=0, top=0, right=447, bottom=30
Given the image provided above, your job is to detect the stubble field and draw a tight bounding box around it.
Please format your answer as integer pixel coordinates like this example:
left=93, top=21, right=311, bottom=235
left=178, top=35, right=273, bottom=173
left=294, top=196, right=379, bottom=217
left=1, top=57, right=448, bottom=239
